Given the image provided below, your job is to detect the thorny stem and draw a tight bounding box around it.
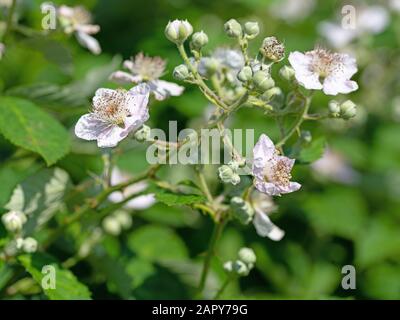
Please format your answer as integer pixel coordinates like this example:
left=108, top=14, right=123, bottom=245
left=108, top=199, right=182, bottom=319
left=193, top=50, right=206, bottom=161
left=197, top=216, right=227, bottom=297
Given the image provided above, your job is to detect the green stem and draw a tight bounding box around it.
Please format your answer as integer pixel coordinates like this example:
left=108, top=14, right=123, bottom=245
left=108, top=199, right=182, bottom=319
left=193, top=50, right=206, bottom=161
left=276, top=97, right=311, bottom=148
left=197, top=218, right=226, bottom=296
left=196, top=169, right=213, bottom=204
left=3, top=0, right=17, bottom=41
left=214, top=276, right=233, bottom=300
left=177, top=44, right=229, bottom=111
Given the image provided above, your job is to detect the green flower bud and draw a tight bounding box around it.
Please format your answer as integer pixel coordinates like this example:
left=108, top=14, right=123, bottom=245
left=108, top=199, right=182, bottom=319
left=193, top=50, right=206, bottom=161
left=300, top=130, right=312, bottom=143
left=22, top=237, right=38, bottom=253
left=191, top=31, right=208, bottom=49
left=279, top=65, right=295, bottom=81
left=1, top=211, right=27, bottom=233
left=173, top=64, right=190, bottom=81
left=218, top=165, right=240, bottom=185
left=253, top=70, right=275, bottom=92
left=262, top=87, right=282, bottom=100
left=165, top=19, right=193, bottom=44
left=114, top=211, right=132, bottom=230
left=134, top=125, right=151, bottom=142
left=102, top=216, right=121, bottom=236
left=230, top=197, right=254, bottom=225
left=224, top=19, right=242, bottom=38
left=232, top=260, right=249, bottom=276
left=223, top=260, right=234, bottom=273
left=339, top=100, right=357, bottom=120
left=260, top=36, right=285, bottom=62
left=238, top=247, right=256, bottom=266
left=237, top=66, right=253, bottom=82
left=328, top=100, right=340, bottom=117
left=243, top=21, right=259, bottom=39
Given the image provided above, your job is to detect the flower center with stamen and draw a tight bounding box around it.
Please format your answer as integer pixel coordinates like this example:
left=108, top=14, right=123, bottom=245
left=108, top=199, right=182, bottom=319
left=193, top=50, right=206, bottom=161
left=128, top=52, right=166, bottom=81
left=308, top=48, right=343, bottom=79
left=264, top=158, right=292, bottom=187
left=92, top=90, right=131, bottom=126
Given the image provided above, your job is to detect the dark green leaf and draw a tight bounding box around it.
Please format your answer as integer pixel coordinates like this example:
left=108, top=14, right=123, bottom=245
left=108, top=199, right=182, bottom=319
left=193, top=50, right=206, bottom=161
left=0, top=97, right=70, bottom=165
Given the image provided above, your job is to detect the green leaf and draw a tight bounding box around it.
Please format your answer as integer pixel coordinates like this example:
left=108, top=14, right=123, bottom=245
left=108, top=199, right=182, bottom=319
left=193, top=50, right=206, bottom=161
left=19, top=253, right=91, bottom=300
left=355, top=216, right=400, bottom=268
left=0, top=97, right=70, bottom=165
left=5, top=168, right=71, bottom=234
left=6, top=56, right=122, bottom=108
left=304, top=188, right=367, bottom=240
left=154, top=189, right=205, bottom=207
left=22, top=37, right=73, bottom=74
left=298, top=137, right=326, bottom=164
left=128, top=225, right=188, bottom=263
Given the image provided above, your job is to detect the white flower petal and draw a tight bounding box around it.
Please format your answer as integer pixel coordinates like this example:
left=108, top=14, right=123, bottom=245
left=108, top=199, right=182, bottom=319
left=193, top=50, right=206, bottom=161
left=75, top=31, right=101, bottom=55
left=75, top=113, right=111, bottom=141
left=252, top=134, right=276, bottom=179
left=125, top=194, right=156, bottom=210
left=108, top=191, right=124, bottom=203
left=288, top=51, right=323, bottom=90
left=109, top=71, right=139, bottom=84
left=323, top=76, right=358, bottom=95
left=96, top=125, right=129, bottom=148
left=76, top=24, right=100, bottom=35
left=253, top=210, right=285, bottom=241
left=148, top=80, right=184, bottom=101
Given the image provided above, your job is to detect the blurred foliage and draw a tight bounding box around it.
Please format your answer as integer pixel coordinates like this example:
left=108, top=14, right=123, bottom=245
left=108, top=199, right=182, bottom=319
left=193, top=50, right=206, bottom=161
left=0, top=0, right=399, bottom=300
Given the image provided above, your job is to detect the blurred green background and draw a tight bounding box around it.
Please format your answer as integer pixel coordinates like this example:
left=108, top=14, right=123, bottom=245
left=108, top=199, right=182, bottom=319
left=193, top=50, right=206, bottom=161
left=0, top=0, right=399, bottom=299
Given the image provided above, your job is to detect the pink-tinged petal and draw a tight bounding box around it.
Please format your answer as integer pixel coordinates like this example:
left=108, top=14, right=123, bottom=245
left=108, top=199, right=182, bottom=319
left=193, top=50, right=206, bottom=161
left=127, top=83, right=150, bottom=123
left=75, top=31, right=101, bottom=55
left=280, top=182, right=302, bottom=194
left=75, top=113, right=111, bottom=141
left=253, top=210, right=285, bottom=241
left=323, top=77, right=358, bottom=95
left=252, top=134, right=276, bottom=178
left=254, top=179, right=283, bottom=196
left=148, top=80, right=185, bottom=101
left=96, top=125, right=128, bottom=148
left=123, top=59, right=134, bottom=72
left=76, top=24, right=100, bottom=35
left=109, top=71, right=139, bottom=84
left=125, top=194, right=156, bottom=210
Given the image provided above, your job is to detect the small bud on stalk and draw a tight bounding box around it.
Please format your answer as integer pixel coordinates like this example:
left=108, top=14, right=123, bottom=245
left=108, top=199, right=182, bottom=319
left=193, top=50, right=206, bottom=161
left=243, top=21, right=259, bottom=39
left=224, top=19, right=242, bottom=38
left=173, top=64, right=190, bottom=81
left=253, top=70, right=275, bottom=92
left=191, top=31, right=209, bottom=50
left=165, top=19, right=193, bottom=44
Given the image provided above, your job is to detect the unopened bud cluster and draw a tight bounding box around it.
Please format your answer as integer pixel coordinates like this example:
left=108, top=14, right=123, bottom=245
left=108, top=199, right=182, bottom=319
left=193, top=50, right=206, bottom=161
left=329, top=100, right=357, bottom=120
left=223, top=247, right=256, bottom=277
left=102, top=210, right=132, bottom=236
left=218, top=160, right=242, bottom=185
